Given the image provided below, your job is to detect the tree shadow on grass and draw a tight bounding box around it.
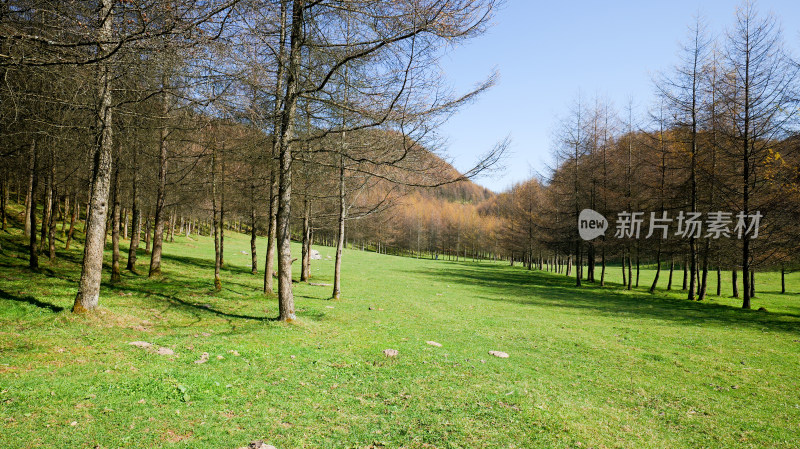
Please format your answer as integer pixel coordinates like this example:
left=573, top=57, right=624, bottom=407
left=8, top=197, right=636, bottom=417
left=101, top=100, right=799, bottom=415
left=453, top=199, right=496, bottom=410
left=0, top=288, right=65, bottom=312
left=408, top=262, right=800, bottom=336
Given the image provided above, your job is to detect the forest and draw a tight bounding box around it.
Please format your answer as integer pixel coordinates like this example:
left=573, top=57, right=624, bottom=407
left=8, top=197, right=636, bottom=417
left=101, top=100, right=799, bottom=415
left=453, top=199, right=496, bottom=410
left=3, top=1, right=800, bottom=448
left=3, top=1, right=799, bottom=315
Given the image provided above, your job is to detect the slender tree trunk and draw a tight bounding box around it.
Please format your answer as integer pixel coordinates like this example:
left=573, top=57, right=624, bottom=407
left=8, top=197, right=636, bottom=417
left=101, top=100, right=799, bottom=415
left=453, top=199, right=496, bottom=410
left=732, top=269, right=739, bottom=298
left=264, top=171, right=277, bottom=293
left=0, top=170, right=6, bottom=231
left=251, top=201, right=258, bottom=275
left=698, top=240, right=710, bottom=301
left=39, top=159, right=52, bottom=254
left=333, top=153, right=346, bottom=299
left=301, top=195, right=311, bottom=282
left=149, top=92, right=169, bottom=277
left=144, top=214, right=151, bottom=254
left=60, top=192, right=69, bottom=235
left=600, top=247, right=605, bottom=286
left=627, top=248, right=632, bottom=290
left=667, top=257, right=674, bottom=290
left=28, top=140, right=38, bottom=269
left=779, top=267, right=785, bottom=294
left=72, top=0, right=115, bottom=313
left=273, top=0, right=301, bottom=321
left=716, top=265, right=721, bottom=296
left=24, top=143, right=34, bottom=238
left=126, top=173, right=141, bottom=272
left=621, top=253, right=627, bottom=287
left=650, top=246, right=661, bottom=293
left=65, top=192, right=77, bottom=250
left=749, top=270, right=755, bottom=298
left=219, top=155, right=225, bottom=268
left=212, top=141, right=221, bottom=291
left=682, top=258, right=688, bottom=290
left=110, top=162, right=121, bottom=283
left=48, top=186, right=57, bottom=260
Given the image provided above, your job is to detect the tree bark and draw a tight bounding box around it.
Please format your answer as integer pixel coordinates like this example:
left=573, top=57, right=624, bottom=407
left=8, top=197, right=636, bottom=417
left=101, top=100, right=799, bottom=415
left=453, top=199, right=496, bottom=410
left=72, top=0, right=114, bottom=314
left=333, top=153, right=345, bottom=299
left=28, top=140, right=38, bottom=269
left=667, top=257, right=674, bottom=290
left=149, top=88, right=169, bottom=277
left=110, top=161, right=121, bottom=283
left=24, top=143, right=34, bottom=238
left=65, top=192, right=77, bottom=250
left=732, top=269, right=739, bottom=298
left=275, top=0, right=303, bottom=321
left=301, top=194, right=311, bottom=282
left=127, top=150, right=141, bottom=272
left=212, top=139, right=221, bottom=291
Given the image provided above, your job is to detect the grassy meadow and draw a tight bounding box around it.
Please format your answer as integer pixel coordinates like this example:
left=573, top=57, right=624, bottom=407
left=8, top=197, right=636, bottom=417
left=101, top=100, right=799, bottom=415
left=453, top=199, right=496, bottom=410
left=1, top=201, right=799, bottom=448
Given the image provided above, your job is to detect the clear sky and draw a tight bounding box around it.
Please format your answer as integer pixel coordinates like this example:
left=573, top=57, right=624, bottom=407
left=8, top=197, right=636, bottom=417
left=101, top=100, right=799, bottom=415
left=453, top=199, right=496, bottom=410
left=439, top=0, right=800, bottom=192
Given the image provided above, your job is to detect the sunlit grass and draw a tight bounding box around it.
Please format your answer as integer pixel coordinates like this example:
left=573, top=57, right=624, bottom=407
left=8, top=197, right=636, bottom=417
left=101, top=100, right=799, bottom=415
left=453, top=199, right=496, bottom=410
left=1, top=200, right=799, bottom=448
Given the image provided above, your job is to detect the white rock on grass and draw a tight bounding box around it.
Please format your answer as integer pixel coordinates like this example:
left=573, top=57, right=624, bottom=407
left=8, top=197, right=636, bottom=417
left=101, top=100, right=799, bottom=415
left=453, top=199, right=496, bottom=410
left=488, top=350, right=509, bottom=358
left=426, top=341, right=443, bottom=347
left=383, top=349, right=399, bottom=357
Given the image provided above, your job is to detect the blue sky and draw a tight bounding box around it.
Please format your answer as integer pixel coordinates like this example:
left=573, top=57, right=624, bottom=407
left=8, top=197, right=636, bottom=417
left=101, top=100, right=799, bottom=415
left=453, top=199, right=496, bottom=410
left=439, top=0, right=800, bottom=192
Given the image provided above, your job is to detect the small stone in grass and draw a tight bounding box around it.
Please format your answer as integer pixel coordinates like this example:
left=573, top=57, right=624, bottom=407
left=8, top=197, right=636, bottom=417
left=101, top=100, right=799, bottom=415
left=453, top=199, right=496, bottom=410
left=426, top=341, right=442, bottom=347
left=156, top=347, right=175, bottom=356
left=290, top=355, right=296, bottom=359
left=216, top=355, right=224, bottom=360
left=489, top=350, right=509, bottom=358
left=70, top=421, right=77, bottom=426
left=383, top=349, right=399, bottom=357
left=325, top=306, right=334, bottom=309
left=244, top=441, right=277, bottom=449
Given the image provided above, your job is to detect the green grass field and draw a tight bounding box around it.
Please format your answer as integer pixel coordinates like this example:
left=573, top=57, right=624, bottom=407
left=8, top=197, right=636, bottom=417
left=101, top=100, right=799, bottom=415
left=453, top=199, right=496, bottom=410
left=1, top=202, right=799, bottom=448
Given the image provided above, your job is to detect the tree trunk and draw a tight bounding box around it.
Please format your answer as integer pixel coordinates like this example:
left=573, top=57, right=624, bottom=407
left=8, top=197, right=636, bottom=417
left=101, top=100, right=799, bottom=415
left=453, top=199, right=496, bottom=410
left=110, top=162, right=121, bottom=283
left=250, top=202, right=258, bottom=274
left=264, top=171, right=277, bottom=293
left=65, top=192, right=77, bottom=250
left=600, top=247, right=605, bottom=286
left=667, top=257, right=674, bottom=290
left=275, top=0, right=301, bottom=322
left=698, top=240, right=709, bottom=301
left=144, top=214, right=151, bottom=254
left=39, top=159, right=52, bottom=254
left=650, top=247, right=661, bottom=293
left=212, top=140, right=222, bottom=291
left=781, top=267, right=786, bottom=294
left=148, top=91, right=169, bottom=277
left=732, top=269, right=739, bottom=298
left=24, top=142, right=34, bottom=238
left=28, top=140, right=38, bottom=269
left=333, top=153, right=345, bottom=299
left=219, top=155, right=225, bottom=268
left=682, top=259, right=688, bottom=290
left=72, top=0, right=114, bottom=314
left=749, top=270, right=755, bottom=298
left=300, top=195, right=311, bottom=282
left=48, top=186, right=57, bottom=260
